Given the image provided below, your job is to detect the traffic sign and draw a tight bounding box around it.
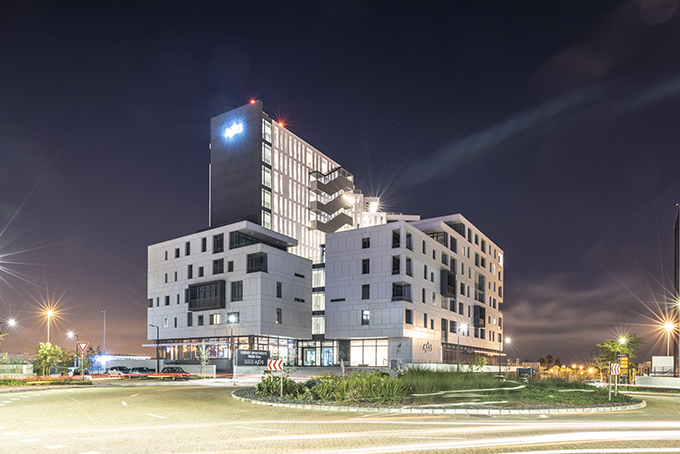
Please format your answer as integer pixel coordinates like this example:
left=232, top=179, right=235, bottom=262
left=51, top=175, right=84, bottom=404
left=80, top=352, right=85, bottom=359
left=610, top=363, right=621, bottom=375
left=619, top=354, right=629, bottom=373
left=77, top=342, right=89, bottom=352
left=267, top=359, right=283, bottom=371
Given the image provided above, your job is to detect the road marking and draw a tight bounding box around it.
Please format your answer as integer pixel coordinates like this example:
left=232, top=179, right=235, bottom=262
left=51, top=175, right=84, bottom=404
left=400, top=437, right=467, bottom=440
left=3, top=432, right=21, bottom=436
left=46, top=445, right=67, bottom=449
left=10, top=398, right=20, bottom=400
left=122, top=401, right=127, bottom=406
left=79, top=452, right=101, bottom=454
left=235, top=426, right=285, bottom=432
left=20, top=396, right=30, bottom=398
left=145, top=413, right=166, bottom=419
left=130, top=394, right=139, bottom=397
left=2, top=401, right=12, bottom=403
left=502, top=450, right=680, bottom=454
left=21, top=438, right=40, bottom=442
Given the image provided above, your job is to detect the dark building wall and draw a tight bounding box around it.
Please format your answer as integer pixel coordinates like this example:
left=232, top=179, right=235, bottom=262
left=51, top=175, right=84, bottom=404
left=210, top=101, right=263, bottom=227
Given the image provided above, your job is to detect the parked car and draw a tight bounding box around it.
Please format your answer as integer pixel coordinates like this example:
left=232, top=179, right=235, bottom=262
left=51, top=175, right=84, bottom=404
left=584, top=379, right=607, bottom=388
left=160, top=366, right=192, bottom=380
left=128, top=367, right=151, bottom=378
left=107, top=366, right=131, bottom=377
left=66, top=367, right=92, bottom=380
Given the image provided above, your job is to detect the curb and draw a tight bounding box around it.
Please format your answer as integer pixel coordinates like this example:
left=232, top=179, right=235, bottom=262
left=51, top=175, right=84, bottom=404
left=231, top=392, right=647, bottom=415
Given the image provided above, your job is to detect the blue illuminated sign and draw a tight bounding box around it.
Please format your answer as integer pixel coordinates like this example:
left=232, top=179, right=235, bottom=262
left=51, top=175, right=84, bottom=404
left=224, top=123, right=243, bottom=139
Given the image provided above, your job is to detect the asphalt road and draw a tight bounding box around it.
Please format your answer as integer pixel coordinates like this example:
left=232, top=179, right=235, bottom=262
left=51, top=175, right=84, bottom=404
left=1, top=382, right=680, bottom=454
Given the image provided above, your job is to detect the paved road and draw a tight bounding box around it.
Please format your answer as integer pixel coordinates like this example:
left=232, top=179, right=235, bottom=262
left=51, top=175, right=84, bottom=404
left=1, top=382, right=680, bottom=453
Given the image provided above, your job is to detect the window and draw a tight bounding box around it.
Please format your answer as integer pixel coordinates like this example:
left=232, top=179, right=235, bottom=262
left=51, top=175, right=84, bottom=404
left=187, top=265, right=193, bottom=279
left=262, top=142, right=272, bottom=165
left=227, top=312, right=240, bottom=324
left=262, top=166, right=271, bottom=188
left=164, top=273, right=168, bottom=283
left=392, top=230, right=400, bottom=248
left=406, top=233, right=413, bottom=250
left=165, top=296, right=170, bottom=306
left=231, top=281, right=243, bottom=301
left=197, top=315, right=204, bottom=326
left=362, top=258, right=370, bottom=274
left=174, top=271, right=177, bottom=281
left=424, top=313, right=428, bottom=328
left=405, top=309, right=413, bottom=324
left=406, top=258, right=412, bottom=276
left=498, top=317, right=502, bottom=328
left=201, top=237, right=207, bottom=252
left=432, top=249, right=436, bottom=260
left=228, top=260, right=234, bottom=272
left=468, top=228, right=472, bottom=243
left=424, top=265, right=428, bottom=279
left=177, top=294, right=180, bottom=304
left=392, top=256, right=400, bottom=274
left=362, top=310, right=370, bottom=325
left=294, top=297, right=305, bottom=303
left=213, top=234, right=224, bottom=253
left=441, top=319, right=448, bottom=343
left=362, top=237, right=370, bottom=249
left=247, top=252, right=268, bottom=273
left=262, top=118, right=272, bottom=142
left=262, top=210, right=271, bottom=229
left=210, top=313, right=221, bottom=325
left=459, top=302, right=464, bottom=314
left=450, top=320, right=457, bottom=333
left=188, top=281, right=226, bottom=311
left=175, top=248, right=180, bottom=258
left=460, top=282, right=465, bottom=295
left=362, top=284, right=370, bottom=300
left=262, top=188, right=272, bottom=209
left=442, top=252, right=448, bottom=265
left=164, top=318, right=168, bottom=328
left=475, top=253, right=480, bottom=267
left=431, top=319, right=434, bottom=330
left=276, top=282, right=282, bottom=298
left=450, top=238, right=457, bottom=253
left=481, top=239, right=486, bottom=253
left=187, top=313, right=193, bottom=327
left=165, top=251, right=168, bottom=261
left=174, top=317, right=177, bottom=328
left=422, top=240, right=426, bottom=254
left=198, top=266, right=204, bottom=277
left=185, top=242, right=190, bottom=256
left=422, top=288, right=426, bottom=303
left=392, top=283, right=412, bottom=302
left=276, top=308, right=282, bottom=324
left=213, top=259, right=224, bottom=274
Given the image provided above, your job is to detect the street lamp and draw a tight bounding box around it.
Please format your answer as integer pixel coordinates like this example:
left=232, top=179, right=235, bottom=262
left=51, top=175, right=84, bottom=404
left=457, top=323, right=468, bottom=371
left=68, top=331, right=78, bottom=368
left=149, top=324, right=160, bottom=374
left=228, top=313, right=238, bottom=383
left=101, top=310, right=106, bottom=354
left=499, top=337, right=511, bottom=374
left=46, top=310, right=54, bottom=344
left=0, top=319, right=16, bottom=353
left=664, top=322, right=674, bottom=356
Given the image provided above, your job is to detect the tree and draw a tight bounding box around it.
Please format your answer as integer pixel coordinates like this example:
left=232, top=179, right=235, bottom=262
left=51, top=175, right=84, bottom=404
left=31, top=342, right=67, bottom=376
left=596, top=334, right=645, bottom=363
left=546, top=355, right=554, bottom=369
left=554, top=357, right=562, bottom=367
left=198, top=341, right=210, bottom=377
left=538, top=358, right=546, bottom=369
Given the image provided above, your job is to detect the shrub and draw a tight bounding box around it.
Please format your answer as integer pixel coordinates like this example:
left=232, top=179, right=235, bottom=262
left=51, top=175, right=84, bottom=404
left=255, top=374, right=300, bottom=397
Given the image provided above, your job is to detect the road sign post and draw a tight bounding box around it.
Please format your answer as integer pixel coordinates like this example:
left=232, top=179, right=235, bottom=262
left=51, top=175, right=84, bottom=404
left=77, top=342, right=89, bottom=379
left=267, top=359, right=284, bottom=398
left=609, top=363, right=620, bottom=401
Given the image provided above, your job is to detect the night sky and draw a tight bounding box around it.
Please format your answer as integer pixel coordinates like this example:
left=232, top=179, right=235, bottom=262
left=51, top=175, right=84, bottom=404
left=2, top=1, right=680, bottom=365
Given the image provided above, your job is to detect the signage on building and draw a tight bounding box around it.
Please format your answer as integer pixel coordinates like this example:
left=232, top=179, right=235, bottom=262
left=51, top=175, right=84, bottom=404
left=224, top=122, right=243, bottom=139
left=421, top=342, right=433, bottom=353
left=236, top=350, right=269, bottom=366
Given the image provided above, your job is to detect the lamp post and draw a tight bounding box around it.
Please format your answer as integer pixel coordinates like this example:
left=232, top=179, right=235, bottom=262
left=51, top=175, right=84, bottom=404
left=101, top=310, right=106, bottom=354
left=664, top=322, right=674, bottom=356
left=68, top=331, right=78, bottom=368
left=46, top=310, right=54, bottom=344
left=0, top=319, right=16, bottom=353
left=228, top=313, right=238, bottom=383
left=149, top=324, right=160, bottom=374
left=457, top=323, right=468, bottom=371
left=499, top=337, right=511, bottom=374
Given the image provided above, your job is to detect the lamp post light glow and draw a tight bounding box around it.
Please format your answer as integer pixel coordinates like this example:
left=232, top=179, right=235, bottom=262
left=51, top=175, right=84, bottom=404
left=457, top=323, right=468, bottom=371
left=0, top=319, right=17, bottom=353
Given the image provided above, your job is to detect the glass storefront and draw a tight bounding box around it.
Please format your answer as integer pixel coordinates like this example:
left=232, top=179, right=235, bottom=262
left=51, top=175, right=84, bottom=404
left=159, top=335, right=296, bottom=365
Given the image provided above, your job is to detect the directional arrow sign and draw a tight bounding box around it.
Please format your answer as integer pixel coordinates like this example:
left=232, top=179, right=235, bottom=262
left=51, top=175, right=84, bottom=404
left=267, top=359, right=283, bottom=371
left=77, top=342, right=89, bottom=352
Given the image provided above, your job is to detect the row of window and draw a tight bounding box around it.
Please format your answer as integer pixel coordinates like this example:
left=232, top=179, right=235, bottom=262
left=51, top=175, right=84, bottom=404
left=152, top=279, right=289, bottom=309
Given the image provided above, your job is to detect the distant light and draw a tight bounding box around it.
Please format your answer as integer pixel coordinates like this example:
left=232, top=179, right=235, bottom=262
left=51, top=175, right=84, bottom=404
left=343, top=194, right=355, bottom=205
left=8, top=319, right=16, bottom=327
left=250, top=99, right=256, bottom=104
left=619, top=337, right=626, bottom=345
left=460, top=323, right=468, bottom=334
left=664, top=322, right=674, bottom=332
left=68, top=331, right=74, bottom=338
left=46, top=310, right=54, bottom=317
left=278, top=122, right=284, bottom=127
left=99, top=355, right=112, bottom=363
left=224, top=123, right=243, bottom=139
left=369, top=201, right=379, bottom=213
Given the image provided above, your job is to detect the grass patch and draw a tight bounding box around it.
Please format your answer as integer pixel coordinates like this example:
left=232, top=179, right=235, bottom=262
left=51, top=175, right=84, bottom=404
left=254, top=367, right=638, bottom=407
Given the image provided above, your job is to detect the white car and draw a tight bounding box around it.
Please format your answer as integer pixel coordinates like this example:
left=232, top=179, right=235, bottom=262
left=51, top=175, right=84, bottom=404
left=584, top=379, right=607, bottom=388
left=107, top=366, right=131, bottom=377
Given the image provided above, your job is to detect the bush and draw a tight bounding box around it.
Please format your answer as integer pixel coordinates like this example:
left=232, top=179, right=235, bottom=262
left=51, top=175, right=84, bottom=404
left=255, top=374, right=300, bottom=397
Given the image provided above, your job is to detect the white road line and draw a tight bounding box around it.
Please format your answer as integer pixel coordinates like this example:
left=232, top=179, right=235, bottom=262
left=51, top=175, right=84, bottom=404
left=400, top=437, right=467, bottom=440
left=145, top=413, right=166, bottom=419
left=10, top=398, right=20, bottom=400
left=3, top=432, right=21, bottom=436
left=2, top=401, right=12, bottom=403
left=130, top=394, right=139, bottom=397
left=122, top=401, right=127, bottom=406
left=79, top=452, right=101, bottom=454
left=235, top=426, right=286, bottom=432
left=21, top=438, right=40, bottom=442
left=502, top=450, right=680, bottom=454
left=45, top=445, right=67, bottom=449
